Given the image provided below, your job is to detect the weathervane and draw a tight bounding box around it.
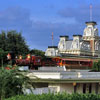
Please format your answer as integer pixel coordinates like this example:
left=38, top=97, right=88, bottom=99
left=52, top=32, right=54, bottom=46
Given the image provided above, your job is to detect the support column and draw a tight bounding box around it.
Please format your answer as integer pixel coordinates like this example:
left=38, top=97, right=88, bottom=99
left=90, top=39, right=95, bottom=56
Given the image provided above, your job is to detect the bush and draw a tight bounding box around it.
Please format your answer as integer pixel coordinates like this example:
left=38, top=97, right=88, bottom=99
left=5, top=93, right=100, bottom=100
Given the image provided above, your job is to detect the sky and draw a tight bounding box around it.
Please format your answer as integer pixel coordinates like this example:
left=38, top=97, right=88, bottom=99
left=0, top=0, right=100, bottom=51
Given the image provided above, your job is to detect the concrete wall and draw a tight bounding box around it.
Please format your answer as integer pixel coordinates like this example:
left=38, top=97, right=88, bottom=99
left=48, top=83, right=60, bottom=93
left=49, top=83, right=74, bottom=94
left=60, top=83, right=74, bottom=94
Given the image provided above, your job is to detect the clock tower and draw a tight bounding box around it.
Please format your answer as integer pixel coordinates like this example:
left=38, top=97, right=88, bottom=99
left=83, top=21, right=98, bottom=38
left=83, top=21, right=100, bottom=57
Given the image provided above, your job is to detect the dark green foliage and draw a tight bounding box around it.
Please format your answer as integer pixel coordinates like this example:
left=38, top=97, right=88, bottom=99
left=30, top=49, right=45, bottom=59
left=0, top=30, right=29, bottom=56
left=5, top=93, right=100, bottom=100
left=93, top=60, right=100, bottom=71
left=93, top=62, right=98, bottom=71
left=0, top=48, right=8, bottom=67
left=0, top=67, right=31, bottom=100
left=97, top=60, right=100, bottom=71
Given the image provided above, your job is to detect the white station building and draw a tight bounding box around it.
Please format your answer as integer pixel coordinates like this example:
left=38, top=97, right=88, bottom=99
left=26, top=69, right=100, bottom=94
left=24, top=22, right=100, bottom=95
left=45, top=21, right=100, bottom=57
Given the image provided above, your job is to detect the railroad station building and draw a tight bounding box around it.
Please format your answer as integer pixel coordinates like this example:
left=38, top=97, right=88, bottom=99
left=24, top=22, right=100, bottom=95
left=27, top=21, right=100, bottom=95
left=45, top=21, right=100, bottom=57
left=26, top=69, right=100, bottom=94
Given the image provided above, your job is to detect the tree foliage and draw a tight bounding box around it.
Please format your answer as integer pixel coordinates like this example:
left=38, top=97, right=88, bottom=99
left=0, top=67, right=32, bottom=100
left=30, top=49, right=45, bottom=58
left=0, top=49, right=8, bottom=67
left=93, top=60, right=100, bottom=71
left=0, top=30, right=29, bottom=56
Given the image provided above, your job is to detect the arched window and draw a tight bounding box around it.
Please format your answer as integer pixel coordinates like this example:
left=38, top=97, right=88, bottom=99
left=95, top=41, right=100, bottom=50
left=95, top=41, right=99, bottom=50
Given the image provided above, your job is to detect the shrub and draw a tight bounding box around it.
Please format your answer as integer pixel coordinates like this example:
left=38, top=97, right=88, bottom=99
left=5, top=93, right=100, bottom=100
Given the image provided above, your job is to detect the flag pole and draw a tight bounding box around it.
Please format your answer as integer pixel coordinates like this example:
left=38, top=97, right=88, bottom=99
left=52, top=32, right=53, bottom=46
left=90, top=4, right=92, bottom=21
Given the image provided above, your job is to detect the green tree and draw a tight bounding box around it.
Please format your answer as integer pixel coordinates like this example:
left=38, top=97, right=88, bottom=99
left=30, top=49, right=45, bottom=59
left=0, top=31, right=7, bottom=51
left=97, top=60, right=100, bottom=71
left=93, top=61, right=98, bottom=71
left=0, top=67, right=32, bottom=100
left=0, top=49, right=8, bottom=67
left=93, top=60, right=100, bottom=71
left=6, top=30, right=29, bottom=55
left=0, top=30, right=29, bottom=56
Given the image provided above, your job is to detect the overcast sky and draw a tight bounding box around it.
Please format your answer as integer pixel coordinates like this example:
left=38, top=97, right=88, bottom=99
left=0, top=0, right=100, bottom=51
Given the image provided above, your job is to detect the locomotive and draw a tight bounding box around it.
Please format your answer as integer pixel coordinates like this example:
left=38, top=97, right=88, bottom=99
left=16, top=55, right=57, bottom=69
left=7, top=53, right=58, bottom=69
left=7, top=53, right=94, bottom=70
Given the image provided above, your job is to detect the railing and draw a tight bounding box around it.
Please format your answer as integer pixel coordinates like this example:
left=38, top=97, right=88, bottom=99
left=24, top=87, right=57, bottom=94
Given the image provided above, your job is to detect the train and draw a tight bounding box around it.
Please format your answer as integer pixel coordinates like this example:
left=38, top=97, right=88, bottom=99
left=16, top=55, right=58, bottom=69
left=7, top=53, right=94, bottom=70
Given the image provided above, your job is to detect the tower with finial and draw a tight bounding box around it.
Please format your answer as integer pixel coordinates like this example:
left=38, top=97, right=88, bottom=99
left=83, top=4, right=100, bottom=56
left=83, top=3, right=98, bottom=38
left=45, top=3, right=100, bottom=58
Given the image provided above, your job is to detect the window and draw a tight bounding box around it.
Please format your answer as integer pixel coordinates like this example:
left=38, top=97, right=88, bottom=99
left=83, top=84, right=92, bottom=93
left=89, top=84, right=92, bottom=93
left=74, top=85, right=77, bottom=93
left=83, top=84, right=86, bottom=93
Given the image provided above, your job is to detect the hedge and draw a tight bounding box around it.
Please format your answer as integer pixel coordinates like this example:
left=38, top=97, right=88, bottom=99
left=5, top=93, right=100, bottom=100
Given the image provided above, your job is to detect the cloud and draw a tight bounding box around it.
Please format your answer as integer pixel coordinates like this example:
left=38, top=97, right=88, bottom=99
left=0, top=6, right=94, bottom=51
left=0, top=7, right=32, bottom=28
left=58, top=4, right=100, bottom=22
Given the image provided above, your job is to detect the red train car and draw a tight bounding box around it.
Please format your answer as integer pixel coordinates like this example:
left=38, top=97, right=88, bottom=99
left=7, top=53, right=94, bottom=70
left=42, top=57, right=57, bottom=66
left=52, top=57, right=93, bottom=69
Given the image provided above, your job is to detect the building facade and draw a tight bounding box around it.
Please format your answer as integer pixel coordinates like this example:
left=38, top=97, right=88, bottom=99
left=26, top=70, right=100, bottom=94
left=45, top=21, right=100, bottom=57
